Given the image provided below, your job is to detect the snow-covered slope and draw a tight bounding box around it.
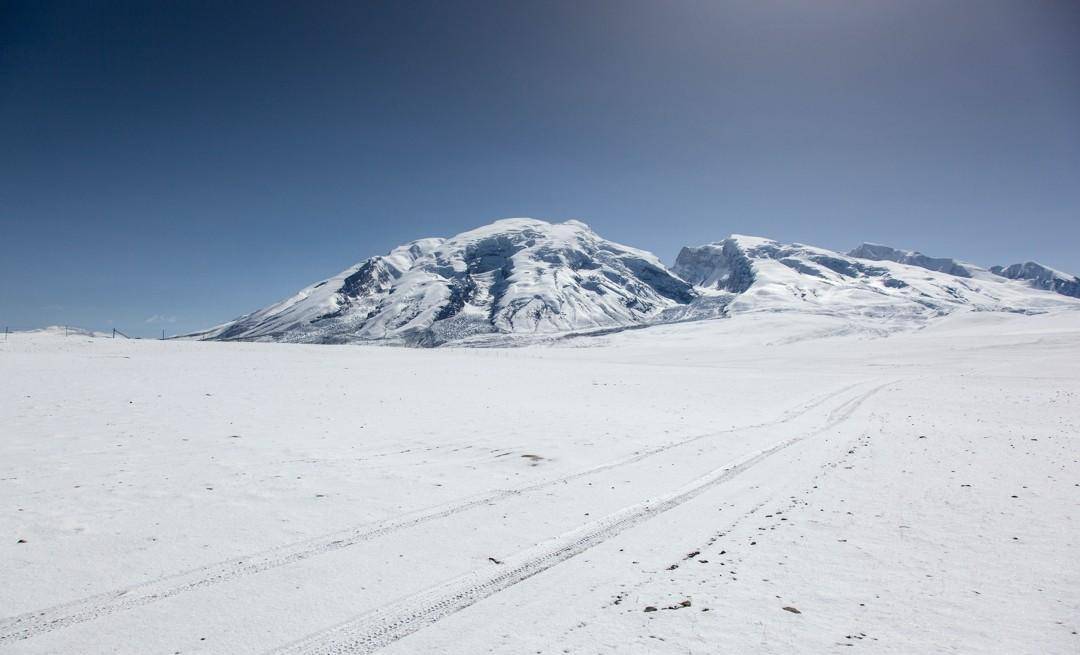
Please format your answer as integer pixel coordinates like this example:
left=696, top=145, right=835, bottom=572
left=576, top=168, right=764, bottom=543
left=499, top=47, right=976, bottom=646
left=674, top=235, right=1079, bottom=325
left=192, top=219, right=698, bottom=346
left=991, top=261, right=1080, bottom=299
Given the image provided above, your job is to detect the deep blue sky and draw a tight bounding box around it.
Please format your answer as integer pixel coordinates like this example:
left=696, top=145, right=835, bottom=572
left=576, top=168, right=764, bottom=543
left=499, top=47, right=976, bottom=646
left=3, top=1, right=1079, bottom=335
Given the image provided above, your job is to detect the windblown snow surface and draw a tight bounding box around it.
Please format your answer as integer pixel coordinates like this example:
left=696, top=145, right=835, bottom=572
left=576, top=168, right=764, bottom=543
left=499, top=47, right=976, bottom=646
left=2, top=307, right=1079, bottom=654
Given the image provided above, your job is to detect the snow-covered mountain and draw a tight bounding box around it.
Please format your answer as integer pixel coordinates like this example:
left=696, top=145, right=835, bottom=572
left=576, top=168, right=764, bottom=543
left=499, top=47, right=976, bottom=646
left=674, top=235, right=1079, bottom=324
left=194, top=220, right=1080, bottom=345
left=990, top=262, right=1080, bottom=299
left=191, top=219, right=699, bottom=346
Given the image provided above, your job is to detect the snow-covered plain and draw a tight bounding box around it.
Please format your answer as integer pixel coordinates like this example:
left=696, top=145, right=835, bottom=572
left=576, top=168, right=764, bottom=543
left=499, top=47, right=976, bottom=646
left=2, top=309, right=1079, bottom=653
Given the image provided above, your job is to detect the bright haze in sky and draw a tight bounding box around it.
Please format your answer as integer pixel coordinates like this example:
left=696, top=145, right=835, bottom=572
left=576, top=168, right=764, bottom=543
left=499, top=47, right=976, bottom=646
left=2, top=1, right=1078, bottom=336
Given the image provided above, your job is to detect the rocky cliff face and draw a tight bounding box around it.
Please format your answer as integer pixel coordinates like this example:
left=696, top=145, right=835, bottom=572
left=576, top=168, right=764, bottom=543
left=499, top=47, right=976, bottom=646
left=673, top=239, right=756, bottom=293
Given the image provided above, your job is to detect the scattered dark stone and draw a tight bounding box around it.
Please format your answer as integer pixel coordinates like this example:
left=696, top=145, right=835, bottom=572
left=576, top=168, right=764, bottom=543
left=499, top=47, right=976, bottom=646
left=666, top=564, right=679, bottom=570
left=686, top=550, right=700, bottom=559
left=17, top=538, right=27, bottom=543
left=782, top=606, right=801, bottom=614
left=644, top=606, right=658, bottom=613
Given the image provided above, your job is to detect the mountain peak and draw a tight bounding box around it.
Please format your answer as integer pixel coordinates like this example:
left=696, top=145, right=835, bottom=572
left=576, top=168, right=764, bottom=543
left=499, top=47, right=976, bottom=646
left=193, top=218, right=697, bottom=346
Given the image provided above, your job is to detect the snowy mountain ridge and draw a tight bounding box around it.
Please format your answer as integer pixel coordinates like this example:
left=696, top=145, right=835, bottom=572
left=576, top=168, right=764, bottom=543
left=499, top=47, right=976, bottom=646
left=191, top=219, right=1080, bottom=345
left=846, top=242, right=972, bottom=277
left=675, top=235, right=1078, bottom=327
left=190, top=219, right=704, bottom=346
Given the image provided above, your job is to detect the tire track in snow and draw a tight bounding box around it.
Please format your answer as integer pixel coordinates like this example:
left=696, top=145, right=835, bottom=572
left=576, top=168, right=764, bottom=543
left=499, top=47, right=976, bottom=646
left=0, top=383, right=862, bottom=645
left=269, top=383, right=890, bottom=655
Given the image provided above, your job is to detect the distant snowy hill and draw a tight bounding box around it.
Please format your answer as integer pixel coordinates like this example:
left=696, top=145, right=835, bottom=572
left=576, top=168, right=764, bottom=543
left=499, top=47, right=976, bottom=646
left=189, top=219, right=700, bottom=345
left=19, top=325, right=108, bottom=338
left=193, top=220, right=1080, bottom=345
left=990, top=261, right=1080, bottom=299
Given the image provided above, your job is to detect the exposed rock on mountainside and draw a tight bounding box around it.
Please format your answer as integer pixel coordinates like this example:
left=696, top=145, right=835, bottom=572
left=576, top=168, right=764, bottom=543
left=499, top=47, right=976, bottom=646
left=672, top=240, right=755, bottom=293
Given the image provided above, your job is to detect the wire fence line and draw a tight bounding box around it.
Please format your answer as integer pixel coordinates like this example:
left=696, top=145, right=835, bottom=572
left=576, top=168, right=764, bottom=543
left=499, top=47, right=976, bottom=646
left=0, top=326, right=171, bottom=340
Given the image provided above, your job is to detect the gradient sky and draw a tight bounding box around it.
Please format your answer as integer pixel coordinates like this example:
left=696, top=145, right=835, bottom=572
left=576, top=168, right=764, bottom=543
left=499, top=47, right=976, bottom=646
left=3, top=1, right=1079, bottom=336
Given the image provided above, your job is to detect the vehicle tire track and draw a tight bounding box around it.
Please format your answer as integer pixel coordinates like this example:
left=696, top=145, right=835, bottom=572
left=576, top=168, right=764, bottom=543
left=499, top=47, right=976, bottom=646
left=269, top=383, right=891, bottom=655
left=0, top=382, right=863, bottom=645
